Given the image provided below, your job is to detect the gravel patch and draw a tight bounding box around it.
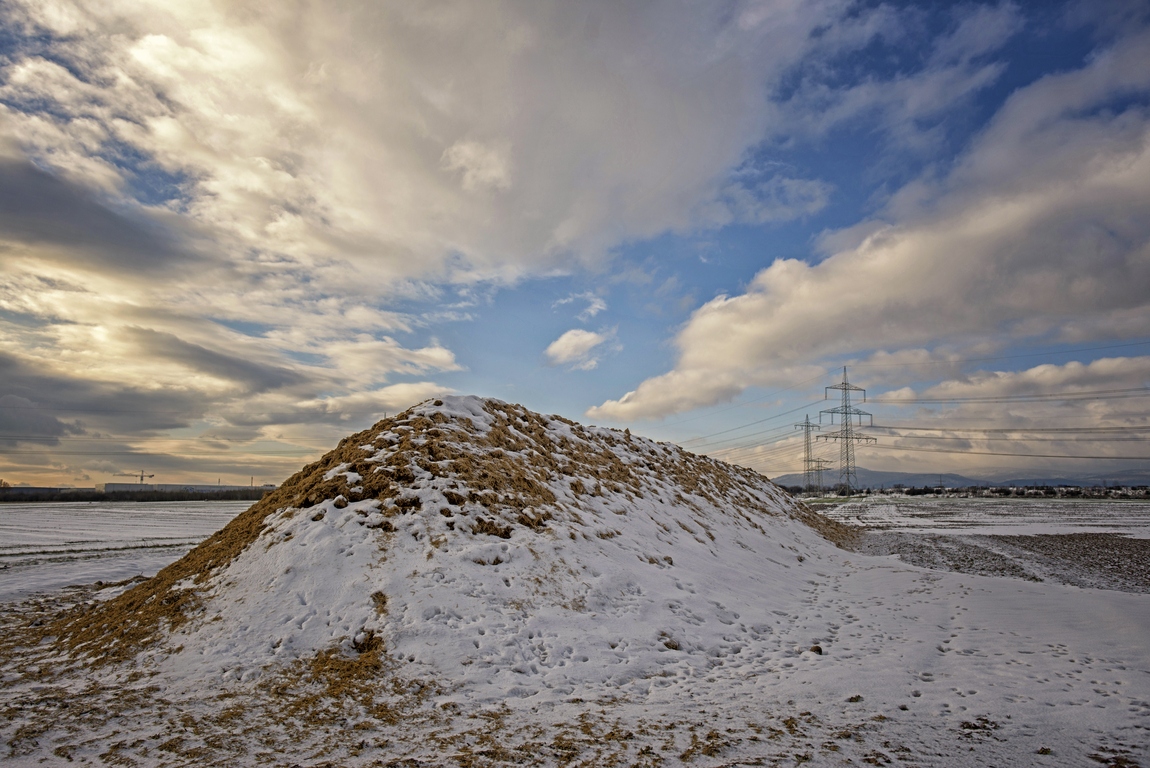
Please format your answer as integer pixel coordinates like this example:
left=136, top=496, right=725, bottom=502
left=853, top=531, right=1150, bottom=593
left=986, top=532, right=1150, bottom=592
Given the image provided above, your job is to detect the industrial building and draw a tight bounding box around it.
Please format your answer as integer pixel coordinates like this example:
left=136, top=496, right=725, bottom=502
left=95, top=483, right=277, bottom=493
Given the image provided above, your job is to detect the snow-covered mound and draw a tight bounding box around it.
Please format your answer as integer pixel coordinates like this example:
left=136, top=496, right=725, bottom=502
left=59, top=396, right=847, bottom=700
left=14, top=396, right=1149, bottom=765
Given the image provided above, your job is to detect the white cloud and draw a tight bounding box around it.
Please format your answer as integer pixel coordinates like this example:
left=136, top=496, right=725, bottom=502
left=704, top=355, right=1150, bottom=479
left=295, top=382, right=456, bottom=420
left=553, top=291, right=607, bottom=321
left=0, top=0, right=876, bottom=478
left=0, top=0, right=1030, bottom=299
left=767, top=2, right=1023, bottom=153
left=855, top=356, right=1150, bottom=476
left=544, top=329, right=610, bottom=370
left=709, top=175, right=833, bottom=226
left=441, top=140, right=512, bottom=192
left=930, top=2, right=1024, bottom=66
left=901, top=356, right=1150, bottom=404
left=591, top=27, right=1150, bottom=420
left=0, top=0, right=861, bottom=289
left=1, top=0, right=1126, bottom=483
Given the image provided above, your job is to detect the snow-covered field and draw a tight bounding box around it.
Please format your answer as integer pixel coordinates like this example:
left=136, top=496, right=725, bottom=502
left=819, top=495, right=1150, bottom=537
left=821, top=496, right=1150, bottom=594
left=1, top=399, right=1147, bottom=767
left=0, top=501, right=248, bottom=602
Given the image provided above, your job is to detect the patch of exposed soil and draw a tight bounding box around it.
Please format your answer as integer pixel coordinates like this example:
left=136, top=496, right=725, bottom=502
left=853, top=531, right=1150, bottom=593
left=986, top=533, right=1150, bottom=592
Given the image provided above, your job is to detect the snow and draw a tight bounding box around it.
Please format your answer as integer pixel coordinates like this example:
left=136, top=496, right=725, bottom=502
left=0, top=501, right=246, bottom=602
left=1, top=397, right=1147, bottom=766
left=822, top=495, right=1150, bottom=537
left=820, top=495, right=1150, bottom=593
left=162, top=496, right=390, bottom=685
left=323, top=462, right=363, bottom=484
left=156, top=396, right=818, bottom=699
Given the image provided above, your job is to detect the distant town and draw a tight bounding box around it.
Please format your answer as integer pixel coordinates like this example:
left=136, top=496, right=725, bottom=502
left=785, top=483, right=1150, bottom=500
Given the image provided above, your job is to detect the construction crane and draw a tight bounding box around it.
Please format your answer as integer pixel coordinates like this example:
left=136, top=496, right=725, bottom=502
left=115, top=470, right=154, bottom=484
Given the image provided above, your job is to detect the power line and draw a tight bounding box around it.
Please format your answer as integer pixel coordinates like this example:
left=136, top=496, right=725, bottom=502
left=708, top=430, right=812, bottom=460
left=871, top=424, right=1150, bottom=434
left=864, top=444, right=1150, bottom=461
left=706, top=445, right=798, bottom=467
left=659, top=373, right=831, bottom=428
left=716, top=418, right=1150, bottom=470
left=694, top=421, right=810, bottom=452
left=673, top=340, right=1150, bottom=433
left=708, top=393, right=1150, bottom=452
left=672, top=340, right=1150, bottom=429
left=708, top=417, right=847, bottom=462
left=677, top=383, right=1150, bottom=459
left=713, top=444, right=798, bottom=469
left=679, top=400, right=824, bottom=444
left=682, top=362, right=1150, bottom=476
left=879, top=434, right=1150, bottom=443
left=872, top=387, right=1150, bottom=404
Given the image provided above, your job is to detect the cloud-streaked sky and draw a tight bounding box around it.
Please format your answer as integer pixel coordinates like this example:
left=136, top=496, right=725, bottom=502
left=2, top=0, right=1148, bottom=486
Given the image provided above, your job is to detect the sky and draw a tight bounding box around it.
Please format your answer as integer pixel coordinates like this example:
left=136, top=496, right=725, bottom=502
left=1, top=0, right=1149, bottom=488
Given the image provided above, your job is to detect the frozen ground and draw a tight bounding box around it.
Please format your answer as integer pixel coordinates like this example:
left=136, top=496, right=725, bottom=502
left=817, top=496, right=1150, bottom=538
left=0, top=501, right=248, bottom=602
left=4, top=552, right=1146, bottom=767
left=0, top=401, right=1147, bottom=767
left=820, top=496, right=1150, bottom=593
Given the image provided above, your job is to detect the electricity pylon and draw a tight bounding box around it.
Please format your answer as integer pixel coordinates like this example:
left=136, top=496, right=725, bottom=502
left=817, top=367, right=876, bottom=494
left=812, top=457, right=833, bottom=496
left=794, top=415, right=822, bottom=493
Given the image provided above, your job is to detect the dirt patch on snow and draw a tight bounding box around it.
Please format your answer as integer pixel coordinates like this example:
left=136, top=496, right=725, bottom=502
left=854, top=531, right=1150, bottom=593
left=986, top=533, right=1150, bottom=592
left=790, top=503, right=861, bottom=549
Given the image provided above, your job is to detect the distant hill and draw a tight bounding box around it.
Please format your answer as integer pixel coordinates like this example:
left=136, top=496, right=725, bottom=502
left=992, top=468, right=1150, bottom=488
left=771, top=468, right=984, bottom=489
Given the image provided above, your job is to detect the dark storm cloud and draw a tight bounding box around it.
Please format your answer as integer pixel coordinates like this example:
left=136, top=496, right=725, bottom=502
left=0, top=350, right=206, bottom=434
left=121, top=327, right=306, bottom=393
left=0, top=157, right=201, bottom=272
left=0, top=394, right=83, bottom=446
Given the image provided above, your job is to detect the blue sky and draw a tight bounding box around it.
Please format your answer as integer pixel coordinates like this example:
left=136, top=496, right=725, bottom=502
left=1, top=0, right=1149, bottom=486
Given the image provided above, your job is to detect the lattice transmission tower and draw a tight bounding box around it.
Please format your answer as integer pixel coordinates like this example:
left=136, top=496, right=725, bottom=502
left=812, top=457, right=833, bottom=496
left=794, top=415, right=822, bottom=494
left=817, top=367, right=876, bottom=494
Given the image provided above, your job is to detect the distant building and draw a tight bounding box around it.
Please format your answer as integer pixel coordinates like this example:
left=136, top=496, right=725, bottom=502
left=95, top=483, right=277, bottom=493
